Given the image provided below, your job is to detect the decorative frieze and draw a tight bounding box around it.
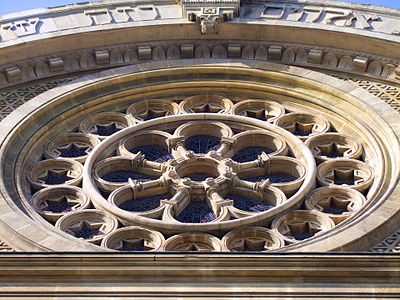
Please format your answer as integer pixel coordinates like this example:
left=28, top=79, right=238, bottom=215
left=0, top=76, right=77, bottom=121
left=0, top=41, right=397, bottom=89
left=371, top=230, right=400, bottom=253
left=331, top=72, right=400, bottom=113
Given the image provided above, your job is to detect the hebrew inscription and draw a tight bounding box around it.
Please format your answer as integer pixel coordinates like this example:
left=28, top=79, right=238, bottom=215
left=0, top=4, right=167, bottom=42
left=245, top=2, right=399, bottom=35
left=260, top=5, right=382, bottom=30
left=1, top=18, right=41, bottom=40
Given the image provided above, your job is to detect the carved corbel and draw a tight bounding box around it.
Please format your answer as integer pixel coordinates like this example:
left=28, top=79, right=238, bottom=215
left=186, top=4, right=237, bottom=35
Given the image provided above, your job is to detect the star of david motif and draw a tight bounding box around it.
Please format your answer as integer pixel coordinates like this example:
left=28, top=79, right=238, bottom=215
left=57, top=143, right=90, bottom=158
left=177, top=242, right=213, bottom=251
left=192, top=103, right=222, bottom=113
left=328, top=168, right=364, bottom=186
left=232, top=238, right=268, bottom=251
left=292, top=121, right=315, bottom=136
left=95, top=122, right=121, bottom=136
left=38, top=169, right=74, bottom=185
left=316, top=142, right=350, bottom=158
left=142, top=108, right=168, bottom=120
left=118, top=238, right=153, bottom=251
left=319, top=196, right=351, bottom=215
left=287, top=221, right=320, bottom=241
left=244, top=108, right=267, bottom=121
left=68, top=221, right=104, bottom=240
left=41, top=196, right=82, bottom=214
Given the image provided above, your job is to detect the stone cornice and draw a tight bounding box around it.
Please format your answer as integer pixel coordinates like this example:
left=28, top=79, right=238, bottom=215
left=0, top=253, right=398, bottom=277
left=0, top=254, right=399, bottom=298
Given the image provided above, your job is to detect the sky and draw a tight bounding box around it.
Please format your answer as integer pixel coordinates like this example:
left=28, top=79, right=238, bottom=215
left=0, top=0, right=399, bottom=15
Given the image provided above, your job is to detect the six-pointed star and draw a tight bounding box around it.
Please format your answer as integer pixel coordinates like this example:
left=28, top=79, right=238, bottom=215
left=68, top=220, right=104, bottom=239
left=316, top=142, right=350, bottom=158
left=38, top=169, right=74, bottom=185
left=57, top=143, right=90, bottom=158
left=287, top=221, right=319, bottom=241
left=118, top=239, right=154, bottom=251
left=42, top=196, right=82, bottom=213
left=95, top=122, right=121, bottom=136
left=292, top=121, right=315, bottom=136
left=192, top=103, right=222, bottom=113
left=232, top=238, right=269, bottom=251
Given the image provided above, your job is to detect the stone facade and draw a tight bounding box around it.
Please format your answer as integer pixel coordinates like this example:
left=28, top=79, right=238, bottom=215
left=0, top=0, right=400, bottom=297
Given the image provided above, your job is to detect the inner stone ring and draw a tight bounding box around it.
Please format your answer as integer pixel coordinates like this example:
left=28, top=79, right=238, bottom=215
left=83, top=113, right=316, bottom=234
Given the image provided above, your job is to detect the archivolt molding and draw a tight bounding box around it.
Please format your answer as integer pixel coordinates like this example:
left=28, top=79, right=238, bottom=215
left=0, top=60, right=398, bottom=252
left=0, top=41, right=398, bottom=90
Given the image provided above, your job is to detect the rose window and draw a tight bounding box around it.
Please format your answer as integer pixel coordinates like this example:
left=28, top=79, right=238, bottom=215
left=17, top=92, right=381, bottom=252
left=2, top=63, right=397, bottom=253
left=19, top=93, right=378, bottom=251
left=18, top=92, right=379, bottom=252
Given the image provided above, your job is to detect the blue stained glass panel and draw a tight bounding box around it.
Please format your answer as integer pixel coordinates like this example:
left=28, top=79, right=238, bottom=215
left=227, top=194, right=273, bottom=212
left=185, top=135, right=220, bottom=154
left=176, top=201, right=215, bottom=223
left=130, top=145, right=173, bottom=162
left=243, top=173, right=297, bottom=183
left=232, top=147, right=272, bottom=162
left=119, top=194, right=167, bottom=212
left=102, top=171, right=158, bottom=182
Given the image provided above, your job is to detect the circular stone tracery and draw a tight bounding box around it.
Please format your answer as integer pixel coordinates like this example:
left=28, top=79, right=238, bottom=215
left=84, top=114, right=316, bottom=235
left=18, top=92, right=383, bottom=251
left=2, top=62, right=397, bottom=252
